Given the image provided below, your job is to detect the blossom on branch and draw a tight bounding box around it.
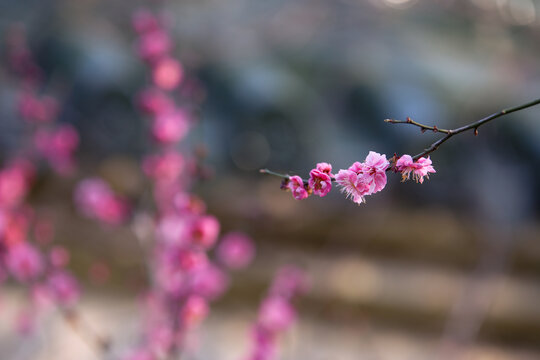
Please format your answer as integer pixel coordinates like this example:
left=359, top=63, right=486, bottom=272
left=395, top=155, right=436, bottom=184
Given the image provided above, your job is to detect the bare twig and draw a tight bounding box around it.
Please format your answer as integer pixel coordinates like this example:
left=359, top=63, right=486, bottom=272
left=388, top=97, right=540, bottom=160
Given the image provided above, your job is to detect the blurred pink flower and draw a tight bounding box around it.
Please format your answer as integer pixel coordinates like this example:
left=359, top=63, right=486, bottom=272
left=152, top=58, right=183, bottom=90
left=18, top=92, right=59, bottom=123
left=0, top=161, right=34, bottom=209
left=258, top=297, right=295, bottom=332
left=189, top=264, right=229, bottom=300
left=151, top=110, right=189, bottom=144
left=143, top=151, right=184, bottom=183
left=287, top=175, right=309, bottom=200
left=49, top=246, right=70, bottom=268
left=137, top=88, right=174, bottom=116
left=132, top=10, right=161, bottom=34
left=34, top=124, right=79, bottom=175
left=270, top=266, right=309, bottom=299
left=6, top=242, right=44, bottom=282
left=189, top=215, right=220, bottom=249
left=74, top=178, right=129, bottom=224
left=180, top=295, right=209, bottom=327
left=217, top=232, right=255, bottom=269
left=137, top=30, right=172, bottom=63
left=308, top=168, right=332, bottom=197
left=47, top=271, right=80, bottom=307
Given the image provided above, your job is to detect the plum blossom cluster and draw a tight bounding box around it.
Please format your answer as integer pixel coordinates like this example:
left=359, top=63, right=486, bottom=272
left=0, top=24, right=82, bottom=335
left=103, top=10, right=258, bottom=360
left=282, top=151, right=436, bottom=205
left=245, top=266, right=309, bottom=360
left=7, top=24, right=79, bottom=176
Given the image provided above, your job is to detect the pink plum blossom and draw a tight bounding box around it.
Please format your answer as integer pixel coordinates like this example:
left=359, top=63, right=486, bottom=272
left=287, top=175, right=309, bottom=200
left=336, top=151, right=389, bottom=204
left=152, top=58, right=183, bottom=90
left=335, top=169, right=371, bottom=204
left=395, top=155, right=436, bottom=184
left=361, top=151, right=389, bottom=193
left=216, top=232, right=255, bottom=269
left=308, top=168, right=332, bottom=197
left=5, top=242, right=44, bottom=282
left=315, top=162, right=333, bottom=177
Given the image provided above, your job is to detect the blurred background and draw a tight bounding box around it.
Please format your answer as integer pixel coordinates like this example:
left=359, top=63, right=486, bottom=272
left=1, top=0, right=540, bottom=359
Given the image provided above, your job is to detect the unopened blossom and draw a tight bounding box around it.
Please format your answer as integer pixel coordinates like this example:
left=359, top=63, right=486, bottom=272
left=152, top=57, right=183, bottom=90
left=151, top=110, right=189, bottom=144
left=47, top=271, right=80, bottom=307
left=6, top=242, right=44, bottom=282
left=189, top=215, right=220, bottom=249
left=308, top=168, right=332, bottom=197
left=395, top=155, right=436, bottom=184
left=216, top=231, right=255, bottom=269
left=287, top=175, right=309, bottom=200
left=180, top=295, right=209, bottom=327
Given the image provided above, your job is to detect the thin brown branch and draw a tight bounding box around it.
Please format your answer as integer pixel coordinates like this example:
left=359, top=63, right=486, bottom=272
left=384, top=117, right=451, bottom=134
left=405, top=97, right=540, bottom=160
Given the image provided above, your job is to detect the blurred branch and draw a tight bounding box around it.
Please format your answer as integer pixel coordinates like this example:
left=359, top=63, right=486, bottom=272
left=61, top=308, right=111, bottom=357
left=386, top=97, right=540, bottom=160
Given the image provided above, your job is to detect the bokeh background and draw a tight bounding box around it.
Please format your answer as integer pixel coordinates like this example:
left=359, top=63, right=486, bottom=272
left=1, top=0, right=540, bottom=359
